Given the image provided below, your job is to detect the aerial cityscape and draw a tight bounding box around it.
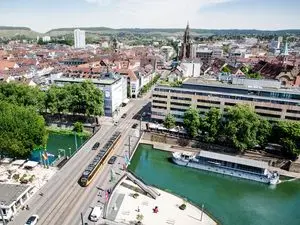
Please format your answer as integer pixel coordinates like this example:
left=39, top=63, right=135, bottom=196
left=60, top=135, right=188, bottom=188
left=0, top=0, right=300, bottom=225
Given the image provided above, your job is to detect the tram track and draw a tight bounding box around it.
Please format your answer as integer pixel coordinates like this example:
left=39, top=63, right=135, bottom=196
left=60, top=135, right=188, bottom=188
left=39, top=111, right=137, bottom=225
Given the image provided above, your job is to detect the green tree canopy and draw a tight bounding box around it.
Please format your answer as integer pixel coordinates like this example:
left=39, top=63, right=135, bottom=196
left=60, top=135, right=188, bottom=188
left=0, top=101, right=47, bottom=157
left=164, top=114, right=176, bottom=129
left=184, top=107, right=201, bottom=138
left=202, top=108, right=222, bottom=143
left=73, top=122, right=83, bottom=133
left=271, top=121, right=300, bottom=159
left=224, top=104, right=261, bottom=151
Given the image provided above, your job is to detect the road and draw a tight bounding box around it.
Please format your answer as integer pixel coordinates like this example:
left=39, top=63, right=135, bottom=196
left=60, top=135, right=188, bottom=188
left=10, top=98, right=150, bottom=225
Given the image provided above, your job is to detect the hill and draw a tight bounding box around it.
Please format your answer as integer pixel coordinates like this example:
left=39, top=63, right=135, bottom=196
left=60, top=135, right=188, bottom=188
left=0, top=26, right=40, bottom=39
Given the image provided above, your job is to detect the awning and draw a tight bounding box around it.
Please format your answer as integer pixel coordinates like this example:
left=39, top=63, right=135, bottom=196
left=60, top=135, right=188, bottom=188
left=11, top=160, right=26, bottom=166
left=23, top=161, right=39, bottom=169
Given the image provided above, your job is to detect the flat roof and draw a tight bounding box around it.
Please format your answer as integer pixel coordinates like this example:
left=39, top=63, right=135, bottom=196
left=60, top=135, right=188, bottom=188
left=53, top=77, right=119, bottom=85
left=199, top=151, right=269, bottom=169
left=184, top=78, right=300, bottom=95
left=154, top=86, right=300, bottom=104
left=0, top=184, right=30, bottom=207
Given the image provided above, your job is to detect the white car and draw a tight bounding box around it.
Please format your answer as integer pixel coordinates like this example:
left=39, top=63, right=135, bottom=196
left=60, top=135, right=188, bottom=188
left=25, top=215, right=39, bottom=225
left=89, top=206, right=102, bottom=222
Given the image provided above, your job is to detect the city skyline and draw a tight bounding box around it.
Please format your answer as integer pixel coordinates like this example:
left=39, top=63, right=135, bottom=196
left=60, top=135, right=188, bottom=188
left=0, top=0, right=299, bottom=32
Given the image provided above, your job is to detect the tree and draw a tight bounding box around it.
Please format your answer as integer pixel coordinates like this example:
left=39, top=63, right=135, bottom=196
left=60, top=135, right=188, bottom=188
left=73, top=122, right=83, bottom=133
left=164, top=114, right=176, bottom=129
left=202, top=108, right=222, bottom=143
left=183, top=107, right=201, bottom=138
left=0, top=101, right=47, bottom=157
left=222, top=66, right=231, bottom=73
left=224, top=104, right=261, bottom=151
left=271, top=121, right=300, bottom=159
left=256, top=118, right=271, bottom=146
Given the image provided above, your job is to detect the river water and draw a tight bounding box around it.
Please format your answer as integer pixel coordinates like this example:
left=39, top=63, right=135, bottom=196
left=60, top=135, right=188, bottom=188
left=128, top=144, right=300, bottom=225
left=30, top=132, right=87, bottom=164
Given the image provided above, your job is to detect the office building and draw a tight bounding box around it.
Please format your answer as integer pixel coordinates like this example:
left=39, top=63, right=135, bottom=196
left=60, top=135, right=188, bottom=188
left=51, top=72, right=127, bottom=117
left=74, top=29, right=86, bottom=49
left=151, top=78, right=300, bottom=122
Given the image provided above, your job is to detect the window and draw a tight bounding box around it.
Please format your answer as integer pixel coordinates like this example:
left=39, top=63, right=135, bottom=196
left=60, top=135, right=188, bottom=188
left=170, top=102, right=190, bottom=107
left=170, top=107, right=186, bottom=112
left=256, top=112, right=281, bottom=118
left=285, top=116, right=299, bottom=121
left=153, top=105, right=167, bottom=110
left=153, top=94, right=167, bottom=99
left=197, top=99, right=220, bottom=104
left=287, top=109, right=300, bottom=114
left=225, top=102, right=236, bottom=106
left=153, top=100, right=167, bottom=104
left=255, top=106, right=282, bottom=112
left=171, top=96, right=191, bottom=101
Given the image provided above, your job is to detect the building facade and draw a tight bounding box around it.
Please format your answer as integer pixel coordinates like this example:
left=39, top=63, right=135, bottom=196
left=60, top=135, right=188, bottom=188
left=151, top=79, right=300, bottom=122
left=0, top=184, right=33, bottom=222
left=74, top=29, right=86, bottom=49
left=51, top=72, right=127, bottom=117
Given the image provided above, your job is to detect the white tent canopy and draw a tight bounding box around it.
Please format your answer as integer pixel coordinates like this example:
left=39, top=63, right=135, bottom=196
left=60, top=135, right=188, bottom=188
left=11, top=160, right=26, bottom=166
left=23, top=161, right=39, bottom=169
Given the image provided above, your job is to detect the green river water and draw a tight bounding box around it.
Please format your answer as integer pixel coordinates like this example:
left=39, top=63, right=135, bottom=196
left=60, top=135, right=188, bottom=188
left=128, top=144, right=300, bottom=225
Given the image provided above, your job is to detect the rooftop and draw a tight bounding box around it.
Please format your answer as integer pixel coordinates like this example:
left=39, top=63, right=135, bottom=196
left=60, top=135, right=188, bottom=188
left=0, top=183, right=30, bottom=207
left=199, top=151, right=269, bottom=169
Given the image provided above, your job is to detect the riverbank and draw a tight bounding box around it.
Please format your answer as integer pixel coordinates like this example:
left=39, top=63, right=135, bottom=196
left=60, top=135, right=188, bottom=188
left=140, top=139, right=300, bottom=180
left=104, top=174, right=217, bottom=225
left=128, top=144, right=300, bottom=225
left=46, top=126, right=91, bottom=138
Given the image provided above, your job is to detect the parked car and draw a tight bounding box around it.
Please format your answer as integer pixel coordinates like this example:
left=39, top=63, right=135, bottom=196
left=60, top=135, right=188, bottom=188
left=25, top=215, right=39, bottom=225
left=121, top=113, right=127, bottom=118
left=108, top=156, right=117, bottom=165
left=89, top=206, right=102, bottom=222
left=92, top=142, right=100, bottom=150
left=132, top=123, right=138, bottom=129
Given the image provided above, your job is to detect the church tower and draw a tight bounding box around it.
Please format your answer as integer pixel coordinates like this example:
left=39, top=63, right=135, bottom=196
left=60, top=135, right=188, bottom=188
left=179, top=22, right=192, bottom=60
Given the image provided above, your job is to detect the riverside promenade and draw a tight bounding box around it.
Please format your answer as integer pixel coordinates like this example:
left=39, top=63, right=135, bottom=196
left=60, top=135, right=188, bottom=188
left=102, top=173, right=217, bottom=225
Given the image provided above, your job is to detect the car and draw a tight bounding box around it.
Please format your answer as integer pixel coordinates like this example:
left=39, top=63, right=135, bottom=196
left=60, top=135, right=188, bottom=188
left=121, top=113, right=127, bottom=118
left=89, top=206, right=102, bottom=222
left=108, top=156, right=117, bottom=165
left=25, top=215, right=39, bottom=225
left=92, top=142, right=100, bottom=150
left=132, top=123, right=138, bottom=129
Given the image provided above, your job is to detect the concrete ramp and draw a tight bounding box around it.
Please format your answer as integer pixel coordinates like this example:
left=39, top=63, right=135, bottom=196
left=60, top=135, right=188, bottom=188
left=127, top=172, right=160, bottom=199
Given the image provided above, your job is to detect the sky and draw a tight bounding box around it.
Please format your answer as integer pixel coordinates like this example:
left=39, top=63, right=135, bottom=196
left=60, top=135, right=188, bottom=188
left=0, top=0, right=299, bottom=33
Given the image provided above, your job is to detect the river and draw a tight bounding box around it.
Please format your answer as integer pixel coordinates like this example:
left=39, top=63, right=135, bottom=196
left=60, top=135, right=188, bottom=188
left=128, top=144, right=300, bottom=225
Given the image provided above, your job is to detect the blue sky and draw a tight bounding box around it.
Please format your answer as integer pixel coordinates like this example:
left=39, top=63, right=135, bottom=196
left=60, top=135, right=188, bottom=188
left=0, top=0, right=299, bottom=32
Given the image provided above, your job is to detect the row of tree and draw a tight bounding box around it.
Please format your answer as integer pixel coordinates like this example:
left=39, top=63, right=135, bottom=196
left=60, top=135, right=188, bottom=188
left=0, top=81, right=104, bottom=157
left=0, top=81, right=104, bottom=117
left=139, top=74, right=161, bottom=95
left=164, top=105, right=300, bottom=159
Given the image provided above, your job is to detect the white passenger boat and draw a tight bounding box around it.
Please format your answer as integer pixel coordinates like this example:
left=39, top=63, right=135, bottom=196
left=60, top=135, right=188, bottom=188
left=172, top=151, right=279, bottom=185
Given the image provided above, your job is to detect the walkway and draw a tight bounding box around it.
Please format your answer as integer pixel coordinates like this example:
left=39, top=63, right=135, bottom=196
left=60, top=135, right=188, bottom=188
left=104, top=179, right=217, bottom=225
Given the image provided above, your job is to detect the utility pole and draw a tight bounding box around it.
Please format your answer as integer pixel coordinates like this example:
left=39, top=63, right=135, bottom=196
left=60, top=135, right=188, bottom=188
left=128, top=135, right=131, bottom=158
left=80, top=212, right=84, bottom=225
left=200, top=204, right=204, bottom=221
